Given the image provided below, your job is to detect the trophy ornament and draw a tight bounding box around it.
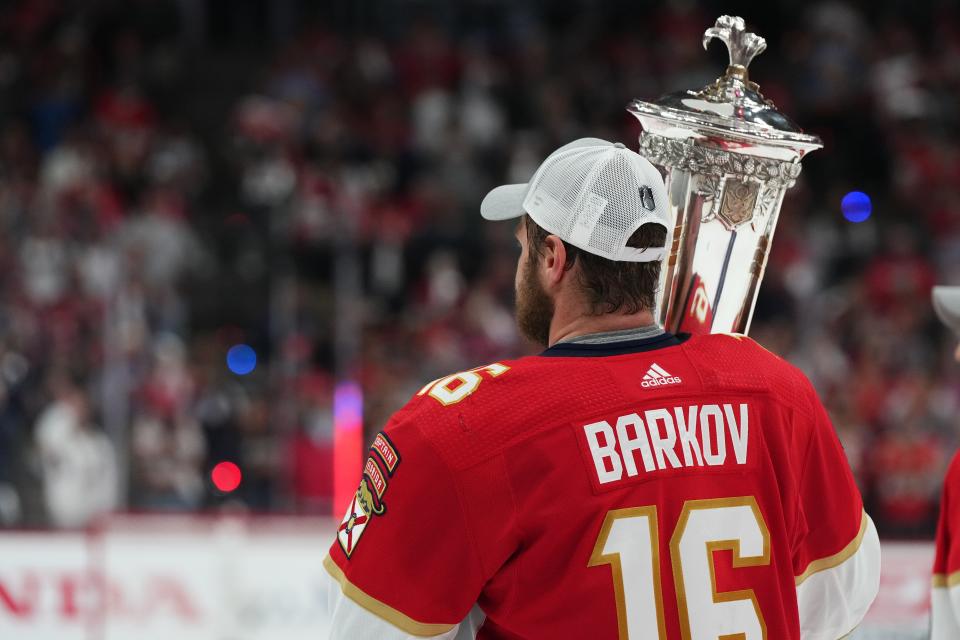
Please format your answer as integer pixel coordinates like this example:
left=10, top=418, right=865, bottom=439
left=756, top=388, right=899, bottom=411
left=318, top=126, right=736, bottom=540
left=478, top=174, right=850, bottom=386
left=629, top=15, right=821, bottom=146
left=703, top=15, right=767, bottom=84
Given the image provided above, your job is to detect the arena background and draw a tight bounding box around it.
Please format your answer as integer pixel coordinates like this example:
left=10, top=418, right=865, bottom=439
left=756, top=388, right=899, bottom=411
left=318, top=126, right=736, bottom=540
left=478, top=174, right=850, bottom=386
left=0, top=0, right=954, bottom=637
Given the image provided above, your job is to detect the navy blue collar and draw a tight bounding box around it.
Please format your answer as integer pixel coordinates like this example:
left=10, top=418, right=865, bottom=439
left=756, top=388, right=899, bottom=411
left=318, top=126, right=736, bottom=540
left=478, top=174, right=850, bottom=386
left=540, top=332, right=687, bottom=357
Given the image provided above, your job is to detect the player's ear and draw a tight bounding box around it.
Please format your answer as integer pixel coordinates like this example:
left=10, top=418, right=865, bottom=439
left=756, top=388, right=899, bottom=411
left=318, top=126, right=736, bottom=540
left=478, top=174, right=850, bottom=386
left=541, top=234, right=569, bottom=287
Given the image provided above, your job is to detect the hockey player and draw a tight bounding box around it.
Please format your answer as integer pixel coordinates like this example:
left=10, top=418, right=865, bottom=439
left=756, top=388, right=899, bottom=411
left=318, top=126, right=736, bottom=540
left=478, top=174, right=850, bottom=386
left=931, top=285, right=960, bottom=638
left=324, top=138, right=881, bottom=639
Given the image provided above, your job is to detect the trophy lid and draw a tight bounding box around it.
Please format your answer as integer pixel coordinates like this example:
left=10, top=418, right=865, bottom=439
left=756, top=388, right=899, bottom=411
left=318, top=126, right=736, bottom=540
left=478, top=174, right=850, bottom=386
left=629, top=15, right=822, bottom=158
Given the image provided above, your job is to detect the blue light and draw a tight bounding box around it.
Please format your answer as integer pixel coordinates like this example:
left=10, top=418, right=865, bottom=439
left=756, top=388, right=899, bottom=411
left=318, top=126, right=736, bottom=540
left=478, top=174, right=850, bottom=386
left=841, top=191, right=872, bottom=223
left=226, top=344, right=257, bottom=375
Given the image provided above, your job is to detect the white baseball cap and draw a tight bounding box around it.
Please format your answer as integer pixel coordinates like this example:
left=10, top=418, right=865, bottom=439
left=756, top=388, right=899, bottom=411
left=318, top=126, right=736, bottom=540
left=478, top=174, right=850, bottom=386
left=933, top=286, right=960, bottom=334
left=480, top=138, right=671, bottom=262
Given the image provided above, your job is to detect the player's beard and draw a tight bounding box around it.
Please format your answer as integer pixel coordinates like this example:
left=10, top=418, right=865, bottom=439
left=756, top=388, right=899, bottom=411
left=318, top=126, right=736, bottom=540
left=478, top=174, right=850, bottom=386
left=515, top=256, right=554, bottom=348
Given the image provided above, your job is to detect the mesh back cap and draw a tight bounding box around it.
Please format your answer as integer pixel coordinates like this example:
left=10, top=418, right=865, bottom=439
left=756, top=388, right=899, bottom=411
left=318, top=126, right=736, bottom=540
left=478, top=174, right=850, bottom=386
left=481, top=138, right=671, bottom=262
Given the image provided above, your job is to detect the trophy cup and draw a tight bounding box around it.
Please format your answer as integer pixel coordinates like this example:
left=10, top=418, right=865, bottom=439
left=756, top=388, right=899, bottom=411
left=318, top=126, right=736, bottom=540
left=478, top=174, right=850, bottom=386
left=629, top=15, right=821, bottom=335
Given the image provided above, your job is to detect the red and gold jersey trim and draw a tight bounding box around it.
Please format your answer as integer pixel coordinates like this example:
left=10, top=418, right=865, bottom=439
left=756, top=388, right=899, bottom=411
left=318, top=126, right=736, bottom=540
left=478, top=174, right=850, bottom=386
left=794, top=511, right=868, bottom=586
left=323, top=555, right=457, bottom=636
left=932, top=571, right=960, bottom=588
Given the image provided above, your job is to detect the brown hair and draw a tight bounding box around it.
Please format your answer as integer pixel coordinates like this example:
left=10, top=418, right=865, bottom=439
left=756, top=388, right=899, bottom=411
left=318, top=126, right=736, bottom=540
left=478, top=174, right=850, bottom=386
left=525, top=217, right=666, bottom=315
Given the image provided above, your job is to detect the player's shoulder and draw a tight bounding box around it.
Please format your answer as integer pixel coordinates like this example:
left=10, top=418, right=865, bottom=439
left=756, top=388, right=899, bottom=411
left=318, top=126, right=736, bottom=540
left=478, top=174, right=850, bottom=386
left=680, top=332, right=815, bottom=409
left=386, top=355, right=598, bottom=469
left=680, top=332, right=800, bottom=376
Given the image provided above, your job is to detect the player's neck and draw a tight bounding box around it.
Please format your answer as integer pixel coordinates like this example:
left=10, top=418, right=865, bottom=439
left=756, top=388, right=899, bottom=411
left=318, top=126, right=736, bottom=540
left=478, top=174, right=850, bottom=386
left=547, top=309, right=658, bottom=347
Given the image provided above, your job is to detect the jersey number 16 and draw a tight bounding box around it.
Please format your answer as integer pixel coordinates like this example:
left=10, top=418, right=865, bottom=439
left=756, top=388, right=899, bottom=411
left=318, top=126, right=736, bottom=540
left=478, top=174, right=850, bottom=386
left=590, top=496, right=769, bottom=640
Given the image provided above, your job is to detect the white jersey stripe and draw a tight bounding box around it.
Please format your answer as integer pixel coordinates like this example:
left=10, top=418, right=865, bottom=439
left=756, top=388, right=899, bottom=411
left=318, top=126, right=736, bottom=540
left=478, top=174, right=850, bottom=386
left=795, top=513, right=880, bottom=640
left=932, top=583, right=960, bottom=640
left=324, top=558, right=485, bottom=639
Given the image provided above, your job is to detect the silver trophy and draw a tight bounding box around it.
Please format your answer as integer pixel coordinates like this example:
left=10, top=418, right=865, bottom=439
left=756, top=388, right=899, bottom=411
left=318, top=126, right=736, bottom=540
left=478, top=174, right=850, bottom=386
left=630, top=15, right=821, bottom=336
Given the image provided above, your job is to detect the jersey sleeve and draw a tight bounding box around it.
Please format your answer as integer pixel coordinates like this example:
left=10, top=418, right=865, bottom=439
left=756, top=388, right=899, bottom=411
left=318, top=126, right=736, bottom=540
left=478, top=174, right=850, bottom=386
left=790, top=379, right=880, bottom=639
left=931, top=452, right=960, bottom=640
left=323, top=399, right=490, bottom=639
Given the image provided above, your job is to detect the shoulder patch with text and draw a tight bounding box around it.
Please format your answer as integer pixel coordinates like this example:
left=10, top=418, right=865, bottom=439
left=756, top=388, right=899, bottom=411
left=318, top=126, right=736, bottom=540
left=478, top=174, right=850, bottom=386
left=371, top=432, right=400, bottom=474
left=337, top=432, right=402, bottom=558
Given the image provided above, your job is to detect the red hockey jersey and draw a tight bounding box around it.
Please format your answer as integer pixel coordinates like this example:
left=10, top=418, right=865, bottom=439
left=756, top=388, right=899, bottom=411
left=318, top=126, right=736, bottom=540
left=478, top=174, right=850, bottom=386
left=932, top=451, right=960, bottom=638
left=324, top=332, right=879, bottom=639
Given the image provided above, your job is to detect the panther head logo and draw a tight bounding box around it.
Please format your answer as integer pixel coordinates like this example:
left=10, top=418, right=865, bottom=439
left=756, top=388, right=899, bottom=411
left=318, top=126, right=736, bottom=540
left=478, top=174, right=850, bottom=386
left=356, top=478, right=385, bottom=516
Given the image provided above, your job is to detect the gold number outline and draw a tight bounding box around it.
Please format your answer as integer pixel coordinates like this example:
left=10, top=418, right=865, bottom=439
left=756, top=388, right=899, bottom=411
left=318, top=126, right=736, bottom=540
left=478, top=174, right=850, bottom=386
left=588, top=506, right=667, bottom=640
left=670, top=496, right=770, bottom=640
left=417, top=363, right=510, bottom=406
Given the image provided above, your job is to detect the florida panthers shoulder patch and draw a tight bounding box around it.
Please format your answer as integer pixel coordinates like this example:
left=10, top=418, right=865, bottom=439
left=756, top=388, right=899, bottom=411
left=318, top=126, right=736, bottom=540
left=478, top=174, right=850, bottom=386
left=337, top=432, right=401, bottom=558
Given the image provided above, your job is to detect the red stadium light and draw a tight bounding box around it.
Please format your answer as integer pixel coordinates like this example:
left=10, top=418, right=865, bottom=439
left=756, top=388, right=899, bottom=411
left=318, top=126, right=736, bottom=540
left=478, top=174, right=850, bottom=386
left=211, top=461, right=242, bottom=493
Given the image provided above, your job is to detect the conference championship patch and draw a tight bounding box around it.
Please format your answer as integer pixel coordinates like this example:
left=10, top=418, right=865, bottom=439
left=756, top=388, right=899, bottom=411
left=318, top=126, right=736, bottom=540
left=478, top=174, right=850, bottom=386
left=337, top=433, right=401, bottom=558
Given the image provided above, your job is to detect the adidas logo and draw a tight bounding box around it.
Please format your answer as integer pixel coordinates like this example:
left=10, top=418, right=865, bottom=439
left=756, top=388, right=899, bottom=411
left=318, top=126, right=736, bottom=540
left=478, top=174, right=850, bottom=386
left=641, top=363, right=682, bottom=388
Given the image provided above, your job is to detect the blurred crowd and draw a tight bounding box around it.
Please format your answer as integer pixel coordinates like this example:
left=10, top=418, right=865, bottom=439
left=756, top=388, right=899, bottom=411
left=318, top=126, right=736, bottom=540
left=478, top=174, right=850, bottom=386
left=0, top=0, right=958, bottom=537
